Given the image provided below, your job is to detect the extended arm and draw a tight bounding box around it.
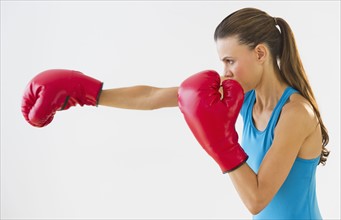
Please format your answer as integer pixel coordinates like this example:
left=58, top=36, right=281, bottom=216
left=98, top=86, right=179, bottom=110
left=21, top=69, right=179, bottom=127
left=98, top=75, right=229, bottom=110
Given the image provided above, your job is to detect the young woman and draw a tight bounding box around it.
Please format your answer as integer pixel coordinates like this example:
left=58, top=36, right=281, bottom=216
left=22, top=7, right=329, bottom=219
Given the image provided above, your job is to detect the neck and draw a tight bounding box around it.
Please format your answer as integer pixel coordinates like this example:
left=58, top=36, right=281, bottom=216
left=254, top=67, right=288, bottom=110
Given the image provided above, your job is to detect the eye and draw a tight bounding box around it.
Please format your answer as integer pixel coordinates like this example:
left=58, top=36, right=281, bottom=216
left=225, top=59, right=234, bottom=65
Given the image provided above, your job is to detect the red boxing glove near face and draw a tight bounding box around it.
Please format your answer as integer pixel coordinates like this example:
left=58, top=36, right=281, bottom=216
left=178, top=70, right=248, bottom=173
left=21, top=69, right=103, bottom=127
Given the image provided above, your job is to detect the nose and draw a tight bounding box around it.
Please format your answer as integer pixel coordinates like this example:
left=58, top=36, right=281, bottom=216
left=223, top=68, right=233, bottom=78
left=220, top=70, right=232, bottom=82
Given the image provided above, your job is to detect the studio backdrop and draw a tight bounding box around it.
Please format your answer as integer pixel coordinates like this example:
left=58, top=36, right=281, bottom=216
left=1, top=1, right=340, bottom=219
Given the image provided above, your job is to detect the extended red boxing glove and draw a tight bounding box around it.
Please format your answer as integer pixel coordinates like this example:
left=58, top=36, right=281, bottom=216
left=21, top=69, right=103, bottom=127
left=178, top=70, right=248, bottom=173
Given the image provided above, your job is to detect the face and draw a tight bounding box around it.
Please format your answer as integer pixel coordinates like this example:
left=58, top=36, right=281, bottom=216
left=216, top=36, right=263, bottom=92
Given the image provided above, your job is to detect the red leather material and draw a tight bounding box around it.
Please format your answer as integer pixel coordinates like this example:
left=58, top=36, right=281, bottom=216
left=178, top=70, right=248, bottom=173
left=21, top=69, right=103, bottom=127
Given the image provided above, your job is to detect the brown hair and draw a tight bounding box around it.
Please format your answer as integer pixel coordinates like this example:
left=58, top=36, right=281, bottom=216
left=214, top=8, right=329, bottom=165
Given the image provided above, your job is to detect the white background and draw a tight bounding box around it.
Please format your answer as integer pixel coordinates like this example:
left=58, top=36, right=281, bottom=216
left=1, top=1, right=340, bottom=219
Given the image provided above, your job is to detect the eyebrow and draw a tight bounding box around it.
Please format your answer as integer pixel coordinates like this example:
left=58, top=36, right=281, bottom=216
left=221, top=56, right=234, bottom=61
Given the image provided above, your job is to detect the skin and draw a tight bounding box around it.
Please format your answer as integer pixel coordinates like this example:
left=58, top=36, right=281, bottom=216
left=98, top=36, right=322, bottom=215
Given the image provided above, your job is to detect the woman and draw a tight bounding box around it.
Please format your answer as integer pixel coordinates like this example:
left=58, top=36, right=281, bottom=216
left=22, top=7, right=329, bottom=219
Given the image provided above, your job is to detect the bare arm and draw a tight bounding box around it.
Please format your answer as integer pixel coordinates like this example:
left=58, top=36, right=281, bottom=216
left=98, top=86, right=179, bottom=110
left=228, top=101, right=318, bottom=215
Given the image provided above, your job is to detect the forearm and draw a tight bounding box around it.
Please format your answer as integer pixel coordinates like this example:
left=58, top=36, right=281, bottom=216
left=228, top=162, right=281, bottom=215
left=228, top=163, right=264, bottom=214
left=98, top=86, right=178, bottom=110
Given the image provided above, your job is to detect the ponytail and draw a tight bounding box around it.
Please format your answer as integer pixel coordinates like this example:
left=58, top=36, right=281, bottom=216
left=276, top=18, right=330, bottom=165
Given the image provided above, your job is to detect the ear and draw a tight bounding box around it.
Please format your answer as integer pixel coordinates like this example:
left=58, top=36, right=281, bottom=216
left=254, top=44, right=268, bottom=63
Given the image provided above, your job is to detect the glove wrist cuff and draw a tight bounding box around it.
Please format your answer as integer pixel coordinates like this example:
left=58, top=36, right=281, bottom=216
left=214, top=143, right=248, bottom=173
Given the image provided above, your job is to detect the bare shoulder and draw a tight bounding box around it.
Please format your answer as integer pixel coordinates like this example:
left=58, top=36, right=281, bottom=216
left=281, top=93, right=318, bottom=133
left=281, top=93, right=322, bottom=159
left=272, top=92, right=320, bottom=158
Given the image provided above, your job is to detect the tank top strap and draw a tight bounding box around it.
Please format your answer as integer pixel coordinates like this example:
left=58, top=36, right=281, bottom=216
left=267, top=87, right=299, bottom=131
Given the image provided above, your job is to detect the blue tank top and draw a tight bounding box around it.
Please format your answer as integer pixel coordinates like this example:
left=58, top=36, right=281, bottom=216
left=240, top=87, right=322, bottom=219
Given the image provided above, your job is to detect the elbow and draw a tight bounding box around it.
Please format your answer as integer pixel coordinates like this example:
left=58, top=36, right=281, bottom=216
left=248, top=205, right=263, bottom=216
left=245, top=196, right=267, bottom=215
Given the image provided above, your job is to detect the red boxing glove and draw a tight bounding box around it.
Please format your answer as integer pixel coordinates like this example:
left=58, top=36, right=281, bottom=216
left=21, top=69, right=103, bottom=127
left=178, top=70, right=248, bottom=173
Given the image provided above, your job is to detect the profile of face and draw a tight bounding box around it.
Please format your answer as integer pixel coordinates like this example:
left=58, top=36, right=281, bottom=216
left=216, top=36, right=264, bottom=93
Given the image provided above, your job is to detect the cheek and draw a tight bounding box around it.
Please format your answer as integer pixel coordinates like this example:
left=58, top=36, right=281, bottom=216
left=233, top=66, right=245, bottom=79
left=232, top=59, right=250, bottom=78
left=233, top=64, right=256, bottom=92
left=232, top=65, right=248, bottom=83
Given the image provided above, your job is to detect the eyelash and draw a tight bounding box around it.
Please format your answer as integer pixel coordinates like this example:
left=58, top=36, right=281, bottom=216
left=225, top=59, right=234, bottom=65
